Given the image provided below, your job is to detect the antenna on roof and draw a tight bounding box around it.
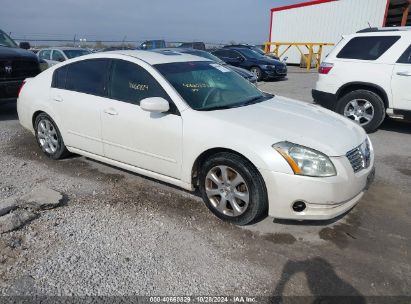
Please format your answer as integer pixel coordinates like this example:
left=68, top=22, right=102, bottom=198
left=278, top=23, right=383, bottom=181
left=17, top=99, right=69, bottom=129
left=367, top=22, right=372, bottom=28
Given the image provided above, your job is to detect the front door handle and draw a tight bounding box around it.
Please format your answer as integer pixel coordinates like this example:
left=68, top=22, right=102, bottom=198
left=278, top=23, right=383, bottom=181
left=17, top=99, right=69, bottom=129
left=53, top=95, right=63, bottom=102
left=104, top=108, right=118, bottom=116
left=397, top=71, right=411, bottom=77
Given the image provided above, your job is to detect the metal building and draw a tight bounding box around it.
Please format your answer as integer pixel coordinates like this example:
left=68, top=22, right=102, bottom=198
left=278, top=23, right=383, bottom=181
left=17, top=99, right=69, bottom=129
left=268, top=0, right=411, bottom=64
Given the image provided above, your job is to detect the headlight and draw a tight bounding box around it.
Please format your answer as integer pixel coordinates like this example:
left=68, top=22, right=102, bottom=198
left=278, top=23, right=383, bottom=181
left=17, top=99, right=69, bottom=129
left=261, top=65, right=275, bottom=70
left=273, top=142, right=336, bottom=177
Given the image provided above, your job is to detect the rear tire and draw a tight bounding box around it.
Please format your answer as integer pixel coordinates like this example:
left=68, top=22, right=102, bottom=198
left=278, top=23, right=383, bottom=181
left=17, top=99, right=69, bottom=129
left=34, top=113, right=69, bottom=159
left=336, top=90, right=385, bottom=133
left=199, top=152, right=268, bottom=225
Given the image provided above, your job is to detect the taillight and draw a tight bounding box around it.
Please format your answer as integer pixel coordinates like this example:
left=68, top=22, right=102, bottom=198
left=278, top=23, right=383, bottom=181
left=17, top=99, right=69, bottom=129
left=319, top=62, right=334, bottom=74
left=18, top=80, right=26, bottom=97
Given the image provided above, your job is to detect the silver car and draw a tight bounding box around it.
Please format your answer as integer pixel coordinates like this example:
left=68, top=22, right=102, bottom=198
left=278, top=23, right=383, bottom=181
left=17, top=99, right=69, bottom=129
left=37, top=47, right=91, bottom=68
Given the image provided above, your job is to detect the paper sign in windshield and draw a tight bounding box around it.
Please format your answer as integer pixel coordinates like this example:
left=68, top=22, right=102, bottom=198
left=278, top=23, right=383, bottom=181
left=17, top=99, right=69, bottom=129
left=210, top=64, right=231, bottom=73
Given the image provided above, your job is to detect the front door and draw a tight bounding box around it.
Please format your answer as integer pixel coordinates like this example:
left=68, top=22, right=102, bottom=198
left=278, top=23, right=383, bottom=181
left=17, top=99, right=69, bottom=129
left=392, top=44, right=411, bottom=111
left=101, top=59, right=183, bottom=178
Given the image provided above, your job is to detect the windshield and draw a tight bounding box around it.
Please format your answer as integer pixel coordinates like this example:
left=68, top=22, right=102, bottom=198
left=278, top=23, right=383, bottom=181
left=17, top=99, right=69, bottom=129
left=155, top=61, right=271, bottom=111
left=252, top=47, right=265, bottom=55
left=0, top=30, right=18, bottom=48
left=238, top=48, right=265, bottom=59
left=63, top=49, right=91, bottom=59
left=182, top=50, right=225, bottom=64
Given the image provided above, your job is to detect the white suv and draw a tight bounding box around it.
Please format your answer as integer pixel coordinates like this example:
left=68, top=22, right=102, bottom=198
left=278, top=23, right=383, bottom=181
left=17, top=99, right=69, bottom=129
left=313, top=27, right=411, bottom=132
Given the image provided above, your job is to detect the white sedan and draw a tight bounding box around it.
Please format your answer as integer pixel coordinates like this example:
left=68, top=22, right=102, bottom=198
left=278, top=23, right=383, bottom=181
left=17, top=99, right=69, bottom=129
left=17, top=50, right=375, bottom=225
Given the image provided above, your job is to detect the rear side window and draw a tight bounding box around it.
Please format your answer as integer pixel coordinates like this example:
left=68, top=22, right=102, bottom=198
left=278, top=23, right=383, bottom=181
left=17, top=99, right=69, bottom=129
left=397, top=45, right=411, bottom=64
left=51, top=65, right=68, bottom=89
left=109, top=59, right=170, bottom=106
left=65, top=59, right=109, bottom=96
left=337, top=36, right=400, bottom=60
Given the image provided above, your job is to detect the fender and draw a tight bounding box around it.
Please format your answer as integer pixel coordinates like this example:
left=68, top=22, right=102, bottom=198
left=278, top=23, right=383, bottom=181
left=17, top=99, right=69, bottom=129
left=336, top=81, right=390, bottom=108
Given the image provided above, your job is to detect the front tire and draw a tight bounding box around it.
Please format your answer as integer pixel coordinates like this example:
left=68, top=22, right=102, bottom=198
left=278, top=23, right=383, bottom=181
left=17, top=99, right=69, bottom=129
left=34, top=113, right=69, bottom=159
left=336, top=90, right=385, bottom=133
left=199, top=152, right=268, bottom=225
left=250, top=66, right=263, bottom=81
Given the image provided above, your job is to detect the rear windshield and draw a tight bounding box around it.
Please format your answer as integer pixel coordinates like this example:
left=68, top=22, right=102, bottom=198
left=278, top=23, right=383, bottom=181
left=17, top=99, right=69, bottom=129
left=337, top=36, right=400, bottom=60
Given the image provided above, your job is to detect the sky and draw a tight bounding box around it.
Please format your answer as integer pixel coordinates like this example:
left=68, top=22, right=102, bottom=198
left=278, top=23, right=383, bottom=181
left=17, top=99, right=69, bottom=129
left=0, top=0, right=304, bottom=45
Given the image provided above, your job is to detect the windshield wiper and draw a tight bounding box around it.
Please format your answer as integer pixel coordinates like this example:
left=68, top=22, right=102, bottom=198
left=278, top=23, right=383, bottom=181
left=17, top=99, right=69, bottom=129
left=240, top=95, right=272, bottom=106
left=199, top=105, right=240, bottom=111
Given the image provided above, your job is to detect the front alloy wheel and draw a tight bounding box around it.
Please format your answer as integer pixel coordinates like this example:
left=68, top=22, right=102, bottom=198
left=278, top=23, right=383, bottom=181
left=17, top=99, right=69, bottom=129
left=199, top=152, right=268, bottom=225
left=205, top=165, right=249, bottom=217
left=250, top=67, right=262, bottom=81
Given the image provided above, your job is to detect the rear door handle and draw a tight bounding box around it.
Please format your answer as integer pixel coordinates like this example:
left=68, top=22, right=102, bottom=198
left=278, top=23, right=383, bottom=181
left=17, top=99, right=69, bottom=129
left=53, top=96, right=63, bottom=102
left=397, top=71, right=411, bottom=77
left=104, top=108, right=118, bottom=116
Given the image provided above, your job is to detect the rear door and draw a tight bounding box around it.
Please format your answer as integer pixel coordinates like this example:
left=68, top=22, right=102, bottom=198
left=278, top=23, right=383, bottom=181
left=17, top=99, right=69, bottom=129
left=392, top=44, right=411, bottom=111
left=101, top=59, right=183, bottom=178
left=50, top=58, right=110, bottom=155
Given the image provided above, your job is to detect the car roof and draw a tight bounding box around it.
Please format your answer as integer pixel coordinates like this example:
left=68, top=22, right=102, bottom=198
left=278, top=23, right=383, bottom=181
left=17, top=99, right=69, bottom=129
left=40, top=47, right=88, bottom=51
left=102, top=50, right=211, bottom=65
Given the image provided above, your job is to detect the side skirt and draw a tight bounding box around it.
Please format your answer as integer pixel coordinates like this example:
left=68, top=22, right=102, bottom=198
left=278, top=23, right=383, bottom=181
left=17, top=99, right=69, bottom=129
left=66, top=146, right=194, bottom=191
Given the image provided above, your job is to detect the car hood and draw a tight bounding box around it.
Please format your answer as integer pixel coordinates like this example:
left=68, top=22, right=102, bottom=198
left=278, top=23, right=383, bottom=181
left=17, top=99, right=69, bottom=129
left=254, top=56, right=284, bottom=66
left=204, top=96, right=366, bottom=156
left=0, top=46, right=38, bottom=60
left=226, top=65, right=254, bottom=77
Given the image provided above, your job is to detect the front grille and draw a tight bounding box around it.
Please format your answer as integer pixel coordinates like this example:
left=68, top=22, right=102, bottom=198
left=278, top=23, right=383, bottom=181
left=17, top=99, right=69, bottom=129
left=346, top=140, right=371, bottom=173
left=275, top=65, right=287, bottom=74
left=0, top=59, right=40, bottom=80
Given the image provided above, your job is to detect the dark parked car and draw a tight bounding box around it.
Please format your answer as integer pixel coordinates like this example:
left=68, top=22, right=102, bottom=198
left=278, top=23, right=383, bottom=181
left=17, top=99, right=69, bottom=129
left=139, top=40, right=166, bottom=50
left=212, top=47, right=287, bottom=81
left=223, top=44, right=280, bottom=60
left=0, top=29, right=41, bottom=103
left=177, top=42, right=206, bottom=50
left=156, top=48, right=257, bottom=84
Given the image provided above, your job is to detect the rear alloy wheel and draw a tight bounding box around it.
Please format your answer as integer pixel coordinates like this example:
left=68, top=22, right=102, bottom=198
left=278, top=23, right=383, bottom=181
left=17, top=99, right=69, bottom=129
left=337, top=90, right=385, bottom=133
left=250, top=67, right=262, bottom=81
left=199, top=152, right=268, bottom=225
left=35, top=113, right=69, bottom=159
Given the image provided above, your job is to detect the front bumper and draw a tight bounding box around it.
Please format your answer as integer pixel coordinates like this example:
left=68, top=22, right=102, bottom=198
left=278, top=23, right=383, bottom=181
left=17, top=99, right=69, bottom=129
left=262, top=66, right=287, bottom=79
left=260, top=156, right=375, bottom=220
left=0, top=80, right=24, bottom=103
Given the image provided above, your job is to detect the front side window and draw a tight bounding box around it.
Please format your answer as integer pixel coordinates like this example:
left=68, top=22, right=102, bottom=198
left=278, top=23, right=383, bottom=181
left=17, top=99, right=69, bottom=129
left=109, top=59, right=170, bottom=105
left=397, top=45, right=411, bottom=64
left=155, top=61, right=271, bottom=111
left=39, top=50, right=51, bottom=60
left=337, top=36, right=400, bottom=60
left=226, top=50, right=242, bottom=59
left=52, top=50, right=65, bottom=62
left=65, top=59, right=109, bottom=96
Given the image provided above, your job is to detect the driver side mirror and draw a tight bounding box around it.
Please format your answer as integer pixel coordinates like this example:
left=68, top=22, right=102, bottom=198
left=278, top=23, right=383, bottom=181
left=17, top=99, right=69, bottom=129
left=19, top=42, right=30, bottom=50
left=140, top=97, right=170, bottom=113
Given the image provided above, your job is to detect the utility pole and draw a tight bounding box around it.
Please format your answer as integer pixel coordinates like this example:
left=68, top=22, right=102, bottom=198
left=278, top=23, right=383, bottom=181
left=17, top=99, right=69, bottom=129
left=73, top=34, right=76, bottom=47
left=401, top=0, right=411, bottom=26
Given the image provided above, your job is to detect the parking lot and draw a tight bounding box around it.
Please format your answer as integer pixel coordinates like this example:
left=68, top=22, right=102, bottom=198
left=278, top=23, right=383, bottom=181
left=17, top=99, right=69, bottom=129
left=0, top=67, right=410, bottom=299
